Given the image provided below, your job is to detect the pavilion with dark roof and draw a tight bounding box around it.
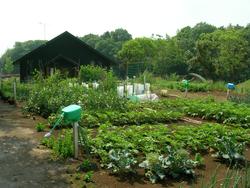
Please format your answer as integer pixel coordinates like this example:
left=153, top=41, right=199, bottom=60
left=14, top=31, right=116, bottom=82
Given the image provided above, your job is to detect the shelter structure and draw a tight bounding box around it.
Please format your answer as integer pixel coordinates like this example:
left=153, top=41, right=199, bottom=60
left=14, top=31, right=116, bottom=82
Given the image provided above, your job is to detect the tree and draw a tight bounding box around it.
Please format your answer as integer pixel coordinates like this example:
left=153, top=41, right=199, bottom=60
left=3, top=56, right=14, bottom=73
left=153, top=39, right=187, bottom=76
left=80, top=34, right=100, bottom=48
left=118, top=37, right=156, bottom=65
left=80, top=28, right=132, bottom=61
left=110, top=28, right=132, bottom=42
left=193, top=29, right=249, bottom=81
left=175, top=22, right=217, bottom=71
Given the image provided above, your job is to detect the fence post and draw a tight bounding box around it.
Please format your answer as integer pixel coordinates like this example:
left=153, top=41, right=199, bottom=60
left=226, top=89, right=230, bottom=99
left=73, top=122, right=79, bottom=159
left=0, top=71, right=2, bottom=90
left=143, top=75, right=146, bottom=94
left=13, top=78, right=17, bottom=101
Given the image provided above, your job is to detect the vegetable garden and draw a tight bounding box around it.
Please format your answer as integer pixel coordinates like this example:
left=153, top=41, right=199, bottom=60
left=0, top=67, right=250, bottom=187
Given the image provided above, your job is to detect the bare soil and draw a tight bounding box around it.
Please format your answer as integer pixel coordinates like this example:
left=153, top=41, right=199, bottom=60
left=0, top=100, right=69, bottom=188
left=156, top=90, right=228, bottom=101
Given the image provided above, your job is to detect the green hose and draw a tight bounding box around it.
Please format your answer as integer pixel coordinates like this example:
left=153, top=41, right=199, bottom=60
left=44, top=112, right=64, bottom=137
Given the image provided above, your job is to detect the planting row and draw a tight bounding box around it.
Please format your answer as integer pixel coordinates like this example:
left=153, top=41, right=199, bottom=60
left=42, top=123, right=250, bottom=183
left=128, top=98, right=250, bottom=128
left=80, top=110, right=182, bottom=127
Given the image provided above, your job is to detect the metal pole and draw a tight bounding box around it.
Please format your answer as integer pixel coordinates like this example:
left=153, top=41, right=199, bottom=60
left=73, top=122, right=79, bottom=159
left=184, top=87, right=188, bottom=98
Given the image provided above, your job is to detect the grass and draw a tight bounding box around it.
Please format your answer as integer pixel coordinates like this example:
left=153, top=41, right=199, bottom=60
left=151, top=78, right=226, bottom=92
left=198, top=165, right=250, bottom=188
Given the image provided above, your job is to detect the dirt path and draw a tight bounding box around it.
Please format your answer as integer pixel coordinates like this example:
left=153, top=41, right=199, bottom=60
left=0, top=100, right=69, bottom=188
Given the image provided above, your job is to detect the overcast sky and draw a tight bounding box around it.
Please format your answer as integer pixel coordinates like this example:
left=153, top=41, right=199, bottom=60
left=1, top=0, right=250, bottom=56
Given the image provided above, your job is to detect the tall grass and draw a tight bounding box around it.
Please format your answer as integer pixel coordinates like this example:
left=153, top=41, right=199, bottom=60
left=198, top=165, right=250, bottom=188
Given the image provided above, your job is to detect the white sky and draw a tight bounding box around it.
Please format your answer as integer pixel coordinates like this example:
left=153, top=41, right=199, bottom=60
left=1, top=0, right=250, bottom=56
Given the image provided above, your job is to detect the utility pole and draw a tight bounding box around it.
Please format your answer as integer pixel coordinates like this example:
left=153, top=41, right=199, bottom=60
left=39, top=22, right=46, bottom=40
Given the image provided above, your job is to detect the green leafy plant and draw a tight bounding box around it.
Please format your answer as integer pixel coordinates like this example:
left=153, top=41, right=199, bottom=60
left=79, top=65, right=106, bottom=82
left=41, top=129, right=73, bottom=158
left=78, top=159, right=97, bottom=172
left=107, top=149, right=137, bottom=174
left=35, top=122, right=46, bottom=132
left=139, top=146, right=201, bottom=183
left=139, top=153, right=165, bottom=183
left=83, top=171, right=94, bottom=183
left=212, top=134, right=245, bottom=164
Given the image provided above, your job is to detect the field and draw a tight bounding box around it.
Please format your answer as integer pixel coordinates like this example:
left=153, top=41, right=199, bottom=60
left=0, top=71, right=250, bottom=188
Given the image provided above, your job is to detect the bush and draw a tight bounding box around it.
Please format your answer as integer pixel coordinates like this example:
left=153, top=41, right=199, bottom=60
left=23, top=71, right=84, bottom=117
left=42, top=129, right=73, bottom=158
left=79, top=65, right=106, bottom=82
left=81, top=89, right=128, bottom=112
left=99, top=69, right=118, bottom=91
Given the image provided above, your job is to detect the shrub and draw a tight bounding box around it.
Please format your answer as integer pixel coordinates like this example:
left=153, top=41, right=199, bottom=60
left=79, top=65, right=106, bottom=82
left=81, top=89, right=128, bottom=112
left=24, top=71, right=84, bottom=117
left=42, top=129, right=73, bottom=158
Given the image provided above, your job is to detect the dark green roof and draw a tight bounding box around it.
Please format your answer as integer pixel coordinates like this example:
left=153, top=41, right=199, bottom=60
left=14, top=31, right=116, bottom=65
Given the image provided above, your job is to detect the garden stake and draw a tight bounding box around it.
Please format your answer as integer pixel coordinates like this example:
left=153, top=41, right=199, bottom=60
left=13, top=78, right=16, bottom=101
left=143, top=75, right=146, bottom=94
left=226, top=83, right=235, bottom=100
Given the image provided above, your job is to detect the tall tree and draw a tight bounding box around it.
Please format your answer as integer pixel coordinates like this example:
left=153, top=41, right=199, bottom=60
left=153, top=39, right=187, bottom=76
left=2, top=56, right=14, bottom=73
left=118, top=37, right=156, bottom=65
left=1, top=40, right=46, bottom=74
left=80, top=28, right=132, bottom=61
left=175, top=22, right=217, bottom=71
left=193, top=29, right=248, bottom=81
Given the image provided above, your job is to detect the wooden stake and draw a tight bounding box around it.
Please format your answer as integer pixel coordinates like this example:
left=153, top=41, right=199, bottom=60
left=143, top=75, right=146, bottom=94
left=227, top=89, right=230, bottom=99
left=13, top=78, right=17, bottom=101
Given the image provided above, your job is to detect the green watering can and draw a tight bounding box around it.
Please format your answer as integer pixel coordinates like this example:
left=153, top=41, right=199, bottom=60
left=44, top=104, right=82, bottom=137
left=182, top=79, right=190, bottom=89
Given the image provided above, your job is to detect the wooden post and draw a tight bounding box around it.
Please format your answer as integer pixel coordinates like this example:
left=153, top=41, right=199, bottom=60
left=143, top=75, right=146, bottom=94
left=0, top=75, right=2, bottom=90
left=73, top=122, right=79, bottom=159
left=126, top=76, right=128, bottom=98
left=13, top=78, right=17, bottom=101
left=226, top=89, right=230, bottom=99
left=132, top=76, right=135, bottom=95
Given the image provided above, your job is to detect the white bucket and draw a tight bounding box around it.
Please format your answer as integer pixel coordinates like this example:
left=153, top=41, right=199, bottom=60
left=117, top=86, right=124, bottom=97
left=82, top=82, right=89, bottom=88
left=92, top=82, right=99, bottom=89
left=126, top=85, right=133, bottom=96
left=134, top=83, right=144, bottom=95
left=145, top=83, right=150, bottom=92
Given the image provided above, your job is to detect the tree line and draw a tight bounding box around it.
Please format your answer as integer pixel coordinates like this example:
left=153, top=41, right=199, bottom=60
left=1, top=23, right=250, bottom=82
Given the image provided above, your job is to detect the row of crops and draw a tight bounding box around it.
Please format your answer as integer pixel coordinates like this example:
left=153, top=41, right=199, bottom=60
left=1, top=72, right=250, bottom=186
